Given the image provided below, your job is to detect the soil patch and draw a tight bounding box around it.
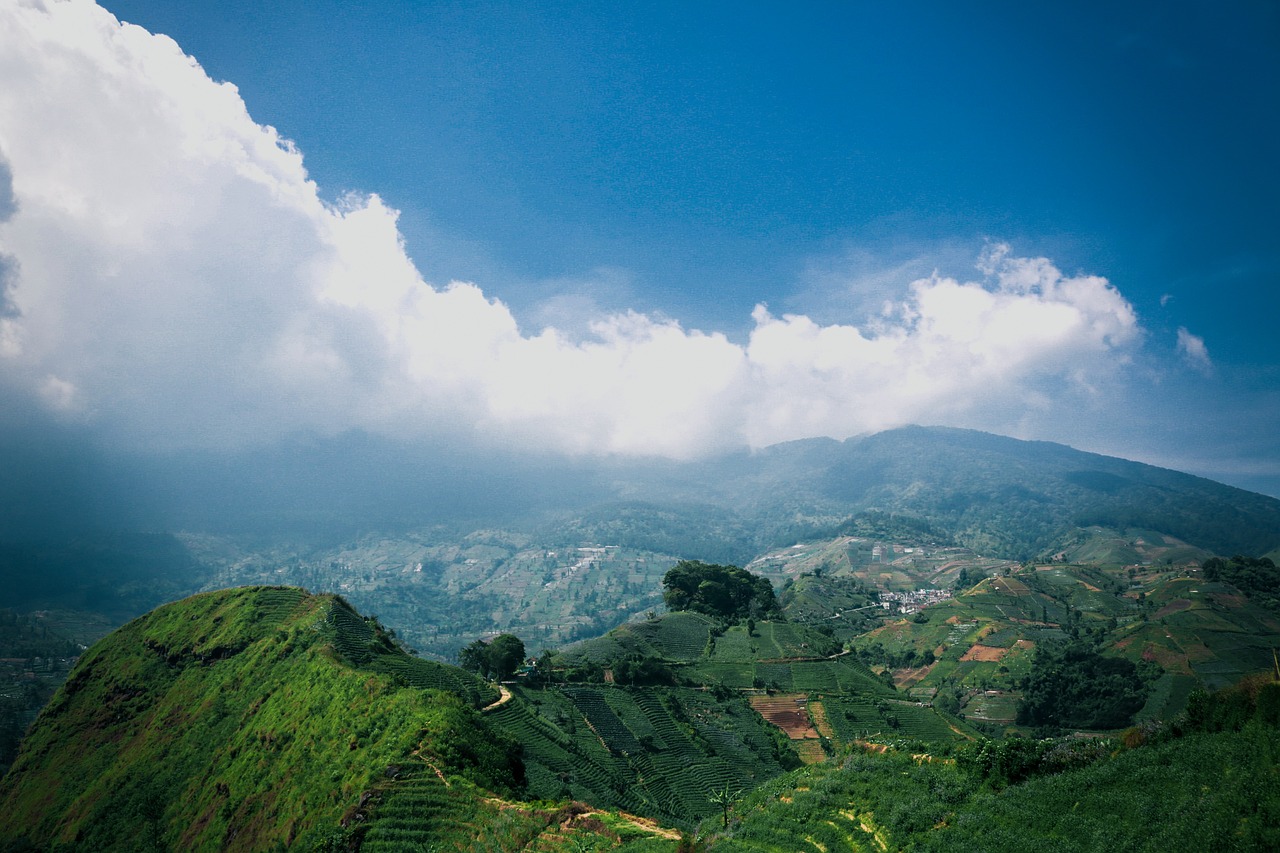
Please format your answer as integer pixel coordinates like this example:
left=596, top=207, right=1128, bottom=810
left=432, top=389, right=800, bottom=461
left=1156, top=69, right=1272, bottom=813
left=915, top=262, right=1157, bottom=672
left=960, top=644, right=1008, bottom=662
left=750, top=694, right=821, bottom=740
left=1155, top=599, right=1193, bottom=619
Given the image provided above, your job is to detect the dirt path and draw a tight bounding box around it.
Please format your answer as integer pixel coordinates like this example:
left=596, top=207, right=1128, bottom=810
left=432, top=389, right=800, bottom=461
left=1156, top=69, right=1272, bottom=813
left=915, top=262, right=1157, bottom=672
left=480, top=684, right=512, bottom=712
left=410, top=746, right=451, bottom=786
left=478, top=797, right=683, bottom=841
left=587, top=811, right=682, bottom=840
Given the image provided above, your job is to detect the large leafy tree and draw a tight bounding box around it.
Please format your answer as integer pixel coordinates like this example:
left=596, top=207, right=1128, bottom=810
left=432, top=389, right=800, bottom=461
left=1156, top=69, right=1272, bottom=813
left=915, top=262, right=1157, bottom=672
left=488, top=634, right=526, bottom=680
left=1202, top=555, right=1280, bottom=610
left=662, top=560, right=779, bottom=621
left=457, top=634, right=526, bottom=680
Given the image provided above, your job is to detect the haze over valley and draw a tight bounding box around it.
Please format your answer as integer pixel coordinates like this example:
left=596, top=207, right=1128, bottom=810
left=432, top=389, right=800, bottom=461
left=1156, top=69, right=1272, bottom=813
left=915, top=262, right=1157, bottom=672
left=1, top=2, right=1279, bottom=850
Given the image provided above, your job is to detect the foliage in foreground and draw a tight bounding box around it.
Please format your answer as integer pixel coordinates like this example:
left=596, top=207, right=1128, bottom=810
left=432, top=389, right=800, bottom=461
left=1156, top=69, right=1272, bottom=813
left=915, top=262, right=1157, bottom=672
left=0, top=587, right=516, bottom=851
left=703, top=674, right=1280, bottom=852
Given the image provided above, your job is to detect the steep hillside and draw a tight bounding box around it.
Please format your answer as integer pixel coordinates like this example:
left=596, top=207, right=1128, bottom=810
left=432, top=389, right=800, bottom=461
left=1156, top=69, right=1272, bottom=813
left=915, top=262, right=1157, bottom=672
left=806, top=427, right=1280, bottom=559
left=0, top=587, right=519, bottom=851
left=486, top=683, right=799, bottom=828
left=551, top=611, right=977, bottom=763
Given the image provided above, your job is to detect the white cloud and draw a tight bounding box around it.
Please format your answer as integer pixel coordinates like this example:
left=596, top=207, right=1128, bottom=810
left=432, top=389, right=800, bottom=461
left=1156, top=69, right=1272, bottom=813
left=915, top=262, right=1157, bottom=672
left=1176, top=327, right=1213, bottom=375
left=0, top=2, right=1148, bottom=458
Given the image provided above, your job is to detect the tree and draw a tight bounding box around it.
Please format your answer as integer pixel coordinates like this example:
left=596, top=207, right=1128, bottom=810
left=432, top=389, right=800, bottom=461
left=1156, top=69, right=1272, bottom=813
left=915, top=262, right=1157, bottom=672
left=708, top=784, right=741, bottom=828
left=488, top=634, right=526, bottom=680
left=458, top=639, right=491, bottom=678
left=1017, top=640, right=1146, bottom=729
left=458, top=634, right=526, bottom=680
left=662, top=560, right=778, bottom=621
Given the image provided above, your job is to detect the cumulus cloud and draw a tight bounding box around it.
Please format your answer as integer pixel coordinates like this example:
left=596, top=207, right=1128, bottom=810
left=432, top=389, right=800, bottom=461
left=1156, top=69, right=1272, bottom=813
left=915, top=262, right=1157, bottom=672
left=0, top=1, right=1146, bottom=458
left=1176, top=327, right=1213, bottom=375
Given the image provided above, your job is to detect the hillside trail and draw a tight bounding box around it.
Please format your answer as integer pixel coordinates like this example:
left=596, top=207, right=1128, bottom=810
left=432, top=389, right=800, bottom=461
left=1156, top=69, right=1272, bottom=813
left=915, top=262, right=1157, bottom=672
left=583, top=810, right=682, bottom=840
left=477, top=796, right=683, bottom=841
left=481, top=684, right=512, bottom=712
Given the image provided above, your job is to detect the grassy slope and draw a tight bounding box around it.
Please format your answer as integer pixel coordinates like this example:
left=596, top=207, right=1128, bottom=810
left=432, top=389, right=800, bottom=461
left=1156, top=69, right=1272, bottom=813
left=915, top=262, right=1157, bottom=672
left=702, top=724, right=1280, bottom=852
left=513, top=610, right=973, bottom=828
left=0, top=587, right=517, bottom=851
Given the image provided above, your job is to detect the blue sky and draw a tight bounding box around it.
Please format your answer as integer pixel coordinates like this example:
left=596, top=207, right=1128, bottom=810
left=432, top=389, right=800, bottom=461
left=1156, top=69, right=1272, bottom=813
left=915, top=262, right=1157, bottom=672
left=100, top=1, right=1277, bottom=332
left=1, top=1, right=1277, bottom=495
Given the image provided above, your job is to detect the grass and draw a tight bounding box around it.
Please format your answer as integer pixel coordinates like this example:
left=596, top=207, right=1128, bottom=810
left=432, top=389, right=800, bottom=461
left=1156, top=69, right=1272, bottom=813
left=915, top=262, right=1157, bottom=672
left=0, top=587, right=518, bottom=851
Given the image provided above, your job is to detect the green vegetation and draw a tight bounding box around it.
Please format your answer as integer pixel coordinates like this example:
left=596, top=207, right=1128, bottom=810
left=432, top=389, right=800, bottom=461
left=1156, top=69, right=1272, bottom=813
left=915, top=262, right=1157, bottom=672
left=483, top=683, right=797, bottom=829
left=3, top=570, right=1279, bottom=851
left=0, top=587, right=517, bottom=851
left=662, top=560, right=779, bottom=621
left=1016, top=640, right=1149, bottom=730
left=1203, top=554, right=1280, bottom=610
left=458, top=632, right=527, bottom=680
left=699, top=674, right=1280, bottom=852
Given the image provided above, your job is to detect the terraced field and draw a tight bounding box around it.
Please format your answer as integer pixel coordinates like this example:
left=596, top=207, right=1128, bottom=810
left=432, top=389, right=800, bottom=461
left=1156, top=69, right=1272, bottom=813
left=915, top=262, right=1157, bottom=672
left=485, top=685, right=795, bottom=828
left=822, top=695, right=972, bottom=743
left=360, top=765, right=491, bottom=851
left=1111, top=576, right=1280, bottom=690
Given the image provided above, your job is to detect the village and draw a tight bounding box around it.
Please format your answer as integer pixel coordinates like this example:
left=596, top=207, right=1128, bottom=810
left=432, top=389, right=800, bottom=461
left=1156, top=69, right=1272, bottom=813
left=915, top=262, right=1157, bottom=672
left=876, top=586, right=953, bottom=615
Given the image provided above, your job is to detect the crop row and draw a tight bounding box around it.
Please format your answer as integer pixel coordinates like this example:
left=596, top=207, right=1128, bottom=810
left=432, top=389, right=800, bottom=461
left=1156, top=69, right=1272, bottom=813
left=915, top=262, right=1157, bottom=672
left=488, top=697, right=642, bottom=813
left=563, top=688, right=643, bottom=754
left=361, top=768, right=482, bottom=851
left=367, top=655, right=495, bottom=708
left=251, top=587, right=308, bottom=623
left=636, top=612, right=717, bottom=660
left=500, top=687, right=792, bottom=826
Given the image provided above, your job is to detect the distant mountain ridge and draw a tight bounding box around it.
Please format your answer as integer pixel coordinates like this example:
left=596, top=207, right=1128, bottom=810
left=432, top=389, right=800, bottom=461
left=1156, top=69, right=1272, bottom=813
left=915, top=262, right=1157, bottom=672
left=4, top=426, right=1278, bottom=638
left=568, top=426, right=1280, bottom=562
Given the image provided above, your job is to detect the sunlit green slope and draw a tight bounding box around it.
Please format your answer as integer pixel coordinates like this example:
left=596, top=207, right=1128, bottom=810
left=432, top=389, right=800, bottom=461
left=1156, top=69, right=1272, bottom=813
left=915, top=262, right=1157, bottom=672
left=0, top=586, right=520, bottom=851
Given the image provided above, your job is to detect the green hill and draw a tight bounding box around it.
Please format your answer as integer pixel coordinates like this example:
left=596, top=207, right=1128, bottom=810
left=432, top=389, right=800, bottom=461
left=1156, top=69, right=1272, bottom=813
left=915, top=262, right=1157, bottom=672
left=3, top=584, right=1277, bottom=851
left=847, top=558, right=1280, bottom=730
left=0, top=587, right=577, bottom=851
left=485, top=683, right=798, bottom=829
left=553, top=609, right=977, bottom=759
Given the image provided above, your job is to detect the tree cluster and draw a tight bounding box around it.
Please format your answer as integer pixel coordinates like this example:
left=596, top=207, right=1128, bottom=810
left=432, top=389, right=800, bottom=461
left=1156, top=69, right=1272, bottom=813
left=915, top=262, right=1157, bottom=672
left=661, top=560, right=779, bottom=622
left=1016, top=640, right=1147, bottom=730
left=457, top=633, right=526, bottom=680
left=1202, top=555, right=1280, bottom=610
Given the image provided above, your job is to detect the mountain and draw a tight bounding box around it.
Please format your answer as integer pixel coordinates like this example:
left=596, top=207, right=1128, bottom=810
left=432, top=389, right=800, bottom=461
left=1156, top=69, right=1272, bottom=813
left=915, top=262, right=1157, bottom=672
left=4, top=584, right=1278, bottom=851
left=0, top=587, right=517, bottom=851
left=7, top=426, right=1277, bottom=672
left=655, top=426, right=1280, bottom=560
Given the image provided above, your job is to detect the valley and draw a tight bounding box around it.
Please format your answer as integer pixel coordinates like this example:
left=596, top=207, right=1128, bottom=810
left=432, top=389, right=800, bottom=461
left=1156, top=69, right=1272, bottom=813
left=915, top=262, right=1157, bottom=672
left=2, top=427, right=1280, bottom=849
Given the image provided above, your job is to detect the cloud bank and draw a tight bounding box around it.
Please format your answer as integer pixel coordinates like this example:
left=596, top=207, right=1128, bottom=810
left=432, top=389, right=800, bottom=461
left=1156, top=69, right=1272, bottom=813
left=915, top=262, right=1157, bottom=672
left=0, top=1, right=1143, bottom=459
